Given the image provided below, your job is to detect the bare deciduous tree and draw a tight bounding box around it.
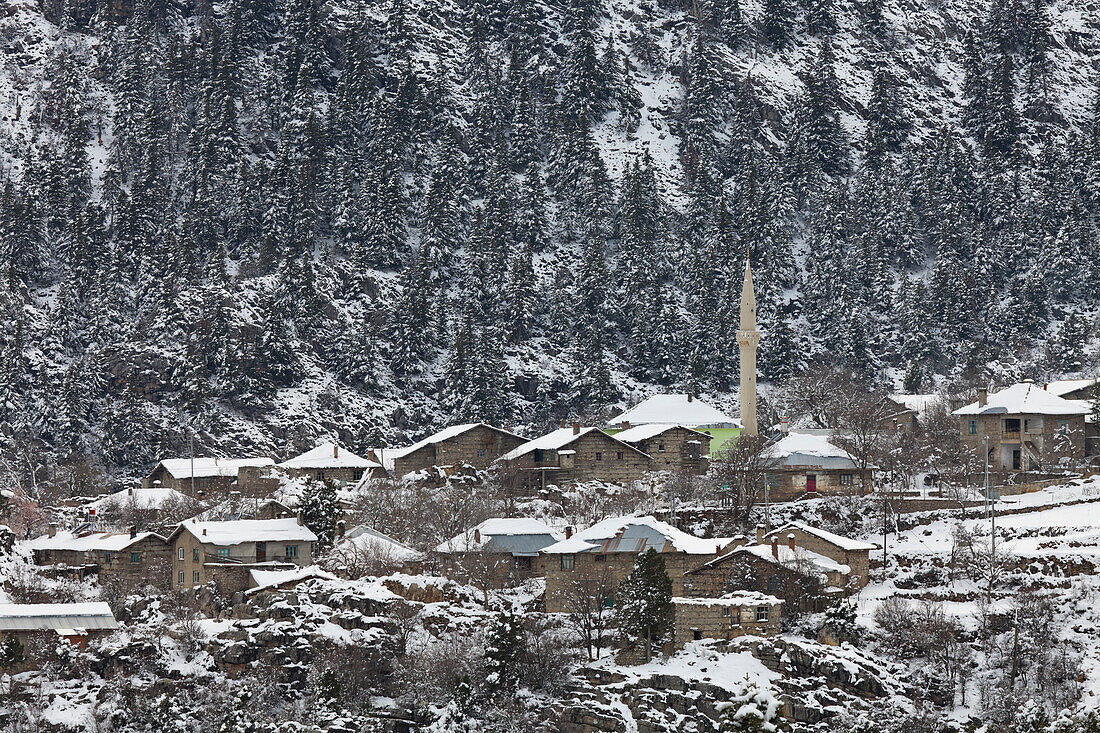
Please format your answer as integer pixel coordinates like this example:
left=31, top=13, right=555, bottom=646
left=560, top=563, right=617, bottom=661
left=707, top=435, right=782, bottom=527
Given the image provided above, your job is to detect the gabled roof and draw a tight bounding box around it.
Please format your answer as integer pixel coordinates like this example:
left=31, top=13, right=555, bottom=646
left=673, top=592, right=783, bottom=607
left=609, top=394, right=740, bottom=428
left=541, top=515, right=732, bottom=556
left=765, top=522, right=876, bottom=552
left=171, top=518, right=317, bottom=546
left=85, top=487, right=190, bottom=513
left=887, top=393, right=941, bottom=419
left=435, top=518, right=564, bottom=556
left=377, top=423, right=526, bottom=471
left=767, top=432, right=860, bottom=470
left=25, top=530, right=166, bottom=553
left=150, top=457, right=274, bottom=481
left=953, top=381, right=1091, bottom=416
left=339, top=524, right=424, bottom=563
left=691, top=544, right=850, bottom=578
left=279, top=442, right=379, bottom=470
left=614, top=423, right=711, bottom=443
left=500, top=427, right=649, bottom=462
left=0, top=603, right=119, bottom=632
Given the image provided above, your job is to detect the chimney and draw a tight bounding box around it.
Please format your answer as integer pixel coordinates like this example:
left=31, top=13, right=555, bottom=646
left=622, top=421, right=630, bottom=430
left=333, top=445, right=338, bottom=458
left=687, top=394, right=694, bottom=403
left=129, top=525, right=137, bottom=539
left=474, top=528, right=481, bottom=544
left=572, top=422, right=581, bottom=435
left=48, top=523, right=57, bottom=538
left=755, top=523, right=765, bottom=545
left=787, top=533, right=796, bottom=552
left=128, top=487, right=134, bottom=496
left=978, top=387, right=988, bottom=407
left=565, top=526, right=574, bottom=539
left=202, top=528, right=207, bottom=536
left=336, top=520, right=346, bottom=539
left=297, top=510, right=305, bottom=526
left=770, top=536, right=779, bottom=559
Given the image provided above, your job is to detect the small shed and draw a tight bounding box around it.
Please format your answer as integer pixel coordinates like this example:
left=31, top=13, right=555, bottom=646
left=0, top=602, right=119, bottom=650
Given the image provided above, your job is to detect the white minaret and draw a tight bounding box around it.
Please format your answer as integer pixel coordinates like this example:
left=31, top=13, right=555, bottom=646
left=737, top=255, right=760, bottom=436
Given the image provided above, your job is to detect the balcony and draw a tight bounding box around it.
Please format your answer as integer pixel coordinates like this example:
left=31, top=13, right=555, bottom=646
left=1001, top=431, right=1021, bottom=441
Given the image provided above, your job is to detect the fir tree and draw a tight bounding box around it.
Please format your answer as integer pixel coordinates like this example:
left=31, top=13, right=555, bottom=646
left=298, top=476, right=340, bottom=552
left=614, top=549, right=674, bottom=662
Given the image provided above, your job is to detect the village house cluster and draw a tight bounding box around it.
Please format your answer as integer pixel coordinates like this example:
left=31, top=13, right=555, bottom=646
left=15, top=260, right=1099, bottom=660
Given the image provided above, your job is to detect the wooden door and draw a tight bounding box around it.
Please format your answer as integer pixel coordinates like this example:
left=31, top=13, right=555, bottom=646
left=256, top=542, right=267, bottom=562
left=806, top=474, right=817, bottom=493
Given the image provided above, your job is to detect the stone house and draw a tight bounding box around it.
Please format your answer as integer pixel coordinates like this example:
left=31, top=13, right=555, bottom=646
left=26, top=528, right=172, bottom=588
left=671, top=592, right=783, bottom=650
left=167, top=518, right=317, bottom=591
left=765, top=431, right=874, bottom=500
left=433, top=518, right=564, bottom=586
left=84, top=487, right=193, bottom=527
left=498, top=425, right=653, bottom=490
left=882, top=394, right=942, bottom=431
left=541, top=516, right=734, bottom=614
left=758, top=522, right=875, bottom=588
left=683, top=535, right=851, bottom=614
left=613, top=424, right=710, bottom=475
left=376, top=423, right=528, bottom=478
left=278, top=443, right=381, bottom=485
left=953, top=381, right=1089, bottom=471
left=1044, top=378, right=1099, bottom=457
left=0, top=603, right=119, bottom=663
left=142, top=457, right=276, bottom=497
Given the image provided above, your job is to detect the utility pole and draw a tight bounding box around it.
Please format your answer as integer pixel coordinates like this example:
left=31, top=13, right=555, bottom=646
left=189, top=431, right=195, bottom=500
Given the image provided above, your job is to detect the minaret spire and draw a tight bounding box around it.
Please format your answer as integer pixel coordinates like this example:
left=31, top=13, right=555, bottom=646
left=737, top=252, right=760, bottom=436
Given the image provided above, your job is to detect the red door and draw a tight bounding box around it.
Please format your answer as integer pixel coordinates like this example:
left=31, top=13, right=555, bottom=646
left=256, top=542, right=267, bottom=562
left=806, top=475, right=817, bottom=493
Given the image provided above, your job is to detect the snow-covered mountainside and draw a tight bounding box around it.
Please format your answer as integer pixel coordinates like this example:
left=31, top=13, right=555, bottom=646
left=0, top=0, right=1098, bottom=489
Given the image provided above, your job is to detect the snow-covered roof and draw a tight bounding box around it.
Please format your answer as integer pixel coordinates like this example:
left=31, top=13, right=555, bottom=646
left=278, top=442, right=379, bottom=470
left=500, top=427, right=646, bottom=461
left=247, top=566, right=337, bottom=594
left=673, top=592, right=784, bottom=607
left=150, top=457, right=275, bottom=481
left=614, top=423, right=708, bottom=443
left=767, top=432, right=858, bottom=470
left=609, top=394, right=740, bottom=428
left=436, top=518, right=564, bottom=556
left=888, top=393, right=941, bottom=418
left=25, top=530, right=165, bottom=553
left=375, top=423, right=525, bottom=471
left=695, top=544, right=850, bottom=578
left=85, top=487, right=190, bottom=512
left=954, top=382, right=1092, bottom=416
left=541, top=515, right=732, bottom=556
left=175, top=518, right=317, bottom=545
left=1044, top=378, right=1099, bottom=398
left=765, top=522, right=877, bottom=552
left=338, top=524, right=424, bottom=563
left=192, top=497, right=293, bottom=522
left=0, top=603, right=119, bottom=632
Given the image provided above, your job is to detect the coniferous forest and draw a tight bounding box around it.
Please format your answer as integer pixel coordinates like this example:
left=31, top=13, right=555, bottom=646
left=0, top=0, right=1098, bottom=487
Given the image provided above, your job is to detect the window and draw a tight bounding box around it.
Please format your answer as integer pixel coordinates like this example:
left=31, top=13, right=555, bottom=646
left=285, top=545, right=299, bottom=559
left=766, top=575, right=780, bottom=593
left=616, top=451, right=623, bottom=460
left=476, top=449, right=486, bottom=458
left=217, top=548, right=229, bottom=558
left=594, top=554, right=606, bottom=563
left=533, top=449, right=544, bottom=464
left=130, top=552, right=140, bottom=564
left=178, top=570, right=185, bottom=585
left=756, top=605, right=770, bottom=622
left=560, top=555, right=574, bottom=571
left=178, top=548, right=185, bottom=561
left=658, top=442, right=665, bottom=452
left=192, top=548, right=200, bottom=562
left=595, top=452, right=602, bottom=462
left=192, top=571, right=200, bottom=583
left=103, top=551, right=112, bottom=564
left=692, top=630, right=702, bottom=641
left=839, top=473, right=853, bottom=486
left=318, top=471, right=326, bottom=480
left=353, top=470, right=364, bottom=481
left=517, top=557, right=532, bottom=571
left=968, top=420, right=977, bottom=435
left=1058, top=420, right=1070, bottom=433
